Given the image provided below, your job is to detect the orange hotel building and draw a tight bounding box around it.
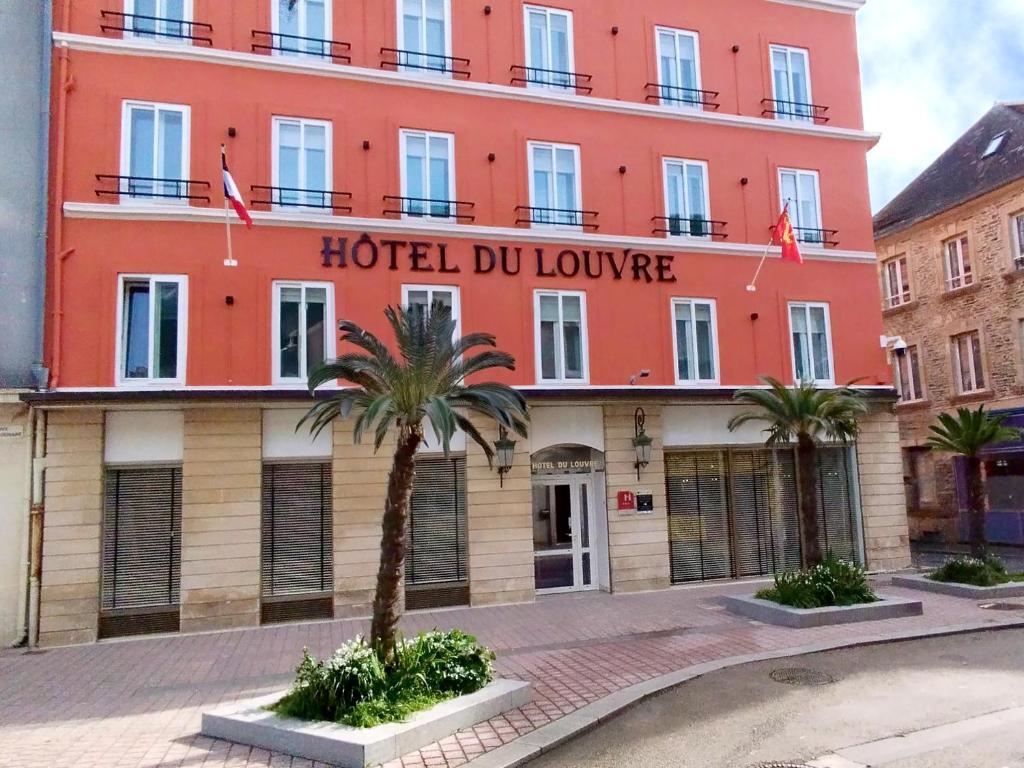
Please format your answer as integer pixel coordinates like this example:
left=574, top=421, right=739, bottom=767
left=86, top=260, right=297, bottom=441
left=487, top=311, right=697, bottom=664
left=29, top=0, right=910, bottom=646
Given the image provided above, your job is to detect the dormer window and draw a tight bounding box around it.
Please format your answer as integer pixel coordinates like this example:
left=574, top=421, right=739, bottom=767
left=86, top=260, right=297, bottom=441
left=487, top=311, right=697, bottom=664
left=983, top=131, right=1009, bottom=158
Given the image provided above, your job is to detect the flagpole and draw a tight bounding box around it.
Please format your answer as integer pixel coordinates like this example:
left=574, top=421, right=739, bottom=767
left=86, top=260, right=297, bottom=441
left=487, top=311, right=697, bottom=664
left=746, top=237, right=775, bottom=292
left=221, top=144, right=238, bottom=267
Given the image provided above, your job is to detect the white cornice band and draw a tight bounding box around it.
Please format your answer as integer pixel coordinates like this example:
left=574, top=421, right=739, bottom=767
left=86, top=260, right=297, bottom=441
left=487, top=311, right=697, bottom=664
left=52, top=32, right=879, bottom=145
left=766, top=0, right=867, bottom=13
left=64, top=201, right=876, bottom=263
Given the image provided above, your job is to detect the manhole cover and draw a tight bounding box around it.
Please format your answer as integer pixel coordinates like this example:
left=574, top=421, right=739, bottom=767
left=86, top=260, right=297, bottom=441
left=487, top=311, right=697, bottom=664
left=979, top=602, right=1024, bottom=611
left=769, top=667, right=835, bottom=686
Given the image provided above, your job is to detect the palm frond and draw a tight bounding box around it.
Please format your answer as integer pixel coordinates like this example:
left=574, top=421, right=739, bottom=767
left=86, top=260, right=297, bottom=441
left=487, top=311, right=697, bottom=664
left=925, top=405, right=1021, bottom=457
left=729, top=376, right=867, bottom=446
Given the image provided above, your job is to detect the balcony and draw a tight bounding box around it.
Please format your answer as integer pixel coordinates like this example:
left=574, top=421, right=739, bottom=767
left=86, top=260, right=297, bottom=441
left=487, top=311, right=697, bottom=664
left=380, top=48, right=470, bottom=79
left=251, top=30, right=351, bottom=63
left=771, top=225, right=839, bottom=247
left=383, top=196, right=475, bottom=222
left=652, top=216, right=728, bottom=239
left=515, top=206, right=598, bottom=230
left=100, top=10, right=212, bottom=45
left=250, top=186, right=352, bottom=213
left=95, top=174, right=211, bottom=203
left=644, top=83, right=720, bottom=110
left=510, top=65, right=592, bottom=95
left=761, top=98, right=830, bottom=124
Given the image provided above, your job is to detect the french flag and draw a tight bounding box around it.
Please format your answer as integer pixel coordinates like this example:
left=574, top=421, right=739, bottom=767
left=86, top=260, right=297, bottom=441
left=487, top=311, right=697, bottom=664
left=222, top=149, right=253, bottom=229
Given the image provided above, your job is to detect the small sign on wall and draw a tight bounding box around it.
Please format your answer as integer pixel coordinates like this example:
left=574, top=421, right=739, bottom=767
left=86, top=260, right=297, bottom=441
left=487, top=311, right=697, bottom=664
left=636, top=491, right=654, bottom=514
left=617, top=490, right=636, bottom=511
left=0, top=426, right=24, bottom=439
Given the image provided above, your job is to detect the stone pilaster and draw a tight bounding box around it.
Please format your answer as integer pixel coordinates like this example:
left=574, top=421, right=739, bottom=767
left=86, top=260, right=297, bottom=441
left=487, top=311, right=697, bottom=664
left=857, top=404, right=912, bottom=571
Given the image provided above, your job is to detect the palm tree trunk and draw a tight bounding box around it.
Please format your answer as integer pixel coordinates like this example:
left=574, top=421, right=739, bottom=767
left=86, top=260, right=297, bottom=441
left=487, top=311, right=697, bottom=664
left=965, top=455, right=988, bottom=559
left=370, top=428, right=422, bottom=661
left=796, top=434, right=824, bottom=567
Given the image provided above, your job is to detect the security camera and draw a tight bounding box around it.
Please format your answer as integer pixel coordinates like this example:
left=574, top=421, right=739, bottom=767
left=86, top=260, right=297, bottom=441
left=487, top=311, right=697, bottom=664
left=629, top=369, right=652, bottom=385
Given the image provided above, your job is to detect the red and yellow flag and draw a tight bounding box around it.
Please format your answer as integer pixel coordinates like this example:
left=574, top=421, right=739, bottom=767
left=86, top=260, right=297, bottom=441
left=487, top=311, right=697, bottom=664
left=772, top=205, right=803, bottom=264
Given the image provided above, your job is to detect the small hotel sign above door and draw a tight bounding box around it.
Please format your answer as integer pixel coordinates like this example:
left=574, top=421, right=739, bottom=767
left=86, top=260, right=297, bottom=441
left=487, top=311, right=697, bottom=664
left=531, top=446, right=605, bottom=475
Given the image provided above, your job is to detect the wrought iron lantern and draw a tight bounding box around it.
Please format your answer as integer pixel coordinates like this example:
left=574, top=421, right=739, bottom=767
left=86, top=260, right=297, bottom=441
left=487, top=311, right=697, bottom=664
left=632, top=407, right=653, bottom=480
left=494, top=425, right=516, bottom=487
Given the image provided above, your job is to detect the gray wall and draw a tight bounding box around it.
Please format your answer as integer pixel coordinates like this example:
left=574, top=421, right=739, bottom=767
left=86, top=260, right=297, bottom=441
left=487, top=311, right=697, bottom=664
left=0, top=0, right=50, bottom=389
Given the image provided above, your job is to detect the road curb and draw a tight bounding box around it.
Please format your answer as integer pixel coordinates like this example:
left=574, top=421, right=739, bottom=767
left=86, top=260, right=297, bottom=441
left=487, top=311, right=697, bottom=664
left=465, top=619, right=1024, bottom=768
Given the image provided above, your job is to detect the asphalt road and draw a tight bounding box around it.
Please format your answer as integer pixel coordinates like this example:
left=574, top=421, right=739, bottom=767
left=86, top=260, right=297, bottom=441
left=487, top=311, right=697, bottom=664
left=530, top=628, right=1024, bottom=768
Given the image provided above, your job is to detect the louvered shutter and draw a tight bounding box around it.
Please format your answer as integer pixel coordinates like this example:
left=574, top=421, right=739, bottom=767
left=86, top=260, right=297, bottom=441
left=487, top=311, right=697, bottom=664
left=816, top=447, right=858, bottom=562
left=101, top=467, right=182, bottom=612
left=665, top=451, right=731, bottom=583
left=773, top=450, right=804, bottom=571
left=405, top=456, right=469, bottom=608
left=260, top=462, right=333, bottom=599
left=730, top=450, right=778, bottom=577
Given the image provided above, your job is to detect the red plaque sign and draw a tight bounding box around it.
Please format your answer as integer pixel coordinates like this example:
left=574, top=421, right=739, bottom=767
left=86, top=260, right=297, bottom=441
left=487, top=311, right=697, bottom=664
left=617, top=490, right=636, bottom=511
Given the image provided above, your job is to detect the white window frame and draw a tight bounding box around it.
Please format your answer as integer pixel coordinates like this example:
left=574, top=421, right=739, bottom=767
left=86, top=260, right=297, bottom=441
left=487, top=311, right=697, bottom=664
left=943, top=234, right=973, bottom=291
left=670, top=297, right=720, bottom=386
left=523, top=5, right=576, bottom=91
left=396, top=0, right=453, bottom=75
left=769, top=44, right=813, bottom=122
left=787, top=301, right=835, bottom=385
left=882, top=255, right=911, bottom=309
left=1011, top=212, right=1024, bottom=270
left=662, top=157, right=711, bottom=239
left=527, top=140, right=583, bottom=230
left=654, top=26, right=703, bottom=109
left=951, top=331, right=985, bottom=394
left=778, top=167, right=823, bottom=241
left=533, top=289, right=589, bottom=385
left=119, top=100, right=191, bottom=205
left=114, top=273, right=188, bottom=387
left=894, top=345, right=924, bottom=403
left=271, top=116, right=333, bottom=211
left=271, top=281, right=336, bottom=385
left=124, top=0, right=194, bottom=44
left=401, top=284, right=461, bottom=338
left=399, top=129, right=456, bottom=221
left=270, top=0, right=332, bottom=58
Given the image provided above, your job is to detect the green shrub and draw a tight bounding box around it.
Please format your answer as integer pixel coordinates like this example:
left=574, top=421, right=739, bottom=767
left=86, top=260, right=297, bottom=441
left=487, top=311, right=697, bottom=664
left=929, top=555, right=1008, bottom=587
left=272, top=630, right=495, bottom=728
left=756, top=553, right=877, bottom=608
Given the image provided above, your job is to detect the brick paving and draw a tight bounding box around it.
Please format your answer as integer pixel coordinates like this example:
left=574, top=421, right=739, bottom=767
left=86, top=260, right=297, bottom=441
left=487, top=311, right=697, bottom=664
left=1, top=580, right=1022, bottom=768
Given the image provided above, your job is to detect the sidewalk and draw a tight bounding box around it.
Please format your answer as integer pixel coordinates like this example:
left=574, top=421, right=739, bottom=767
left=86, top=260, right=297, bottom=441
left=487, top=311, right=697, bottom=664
left=1, top=578, right=1021, bottom=768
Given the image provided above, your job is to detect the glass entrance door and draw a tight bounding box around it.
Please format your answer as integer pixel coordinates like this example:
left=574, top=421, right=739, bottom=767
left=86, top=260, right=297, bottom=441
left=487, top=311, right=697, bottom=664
left=532, top=476, right=596, bottom=592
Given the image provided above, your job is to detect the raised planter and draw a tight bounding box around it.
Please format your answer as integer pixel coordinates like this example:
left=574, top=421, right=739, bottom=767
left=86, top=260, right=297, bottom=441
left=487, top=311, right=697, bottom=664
left=201, top=679, right=531, bottom=768
left=724, top=594, right=923, bottom=628
left=892, top=573, right=1024, bottom=599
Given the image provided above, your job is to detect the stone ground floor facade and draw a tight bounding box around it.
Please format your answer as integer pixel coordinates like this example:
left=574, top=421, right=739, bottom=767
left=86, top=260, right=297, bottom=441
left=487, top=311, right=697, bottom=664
left=0, top=396, right=31, bottom=648
left=30, top=394, right=910, bottom=648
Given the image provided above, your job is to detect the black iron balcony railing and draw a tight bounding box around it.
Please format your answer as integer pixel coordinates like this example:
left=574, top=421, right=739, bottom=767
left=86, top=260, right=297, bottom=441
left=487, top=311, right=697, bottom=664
left=644, top=83, right=720, bottom=110
left=652, top=216, right=728, bottom=239
left=100, top=10, right=213, bottom=45
left=380, top=48, right=470, bottom=78
left=510, top=65, right=592, bottom=94
left=383, top=196, right=475, bottom=221
left=770, top=225, right=839, bottom=247
left=250, top=186, right=352, bottom=212
left=761, top=98, right=830, bottom=124
left=95, top=174, right=211, bottom=202
left=515, top=205, right=598, bottom=230
left=251, top=30, right=351, bottom=63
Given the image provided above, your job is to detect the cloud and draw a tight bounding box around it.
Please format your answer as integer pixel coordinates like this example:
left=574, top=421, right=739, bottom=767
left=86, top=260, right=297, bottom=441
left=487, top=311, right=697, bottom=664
left=858, top=0, right=1024, bottom=212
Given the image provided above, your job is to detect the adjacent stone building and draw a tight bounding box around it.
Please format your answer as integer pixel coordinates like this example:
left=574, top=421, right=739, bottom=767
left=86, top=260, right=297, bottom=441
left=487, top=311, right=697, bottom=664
left=874, top=103, right=1024, bottom=544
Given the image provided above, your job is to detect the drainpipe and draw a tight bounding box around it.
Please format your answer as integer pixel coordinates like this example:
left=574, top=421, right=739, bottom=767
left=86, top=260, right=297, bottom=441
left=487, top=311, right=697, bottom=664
left=27, top=409, right=46, bottom=648
left=34, top=0, right=53, bottom=389
left=49, top=38, right=74, bottom=389
left=10, top=406, right=34, bottom=647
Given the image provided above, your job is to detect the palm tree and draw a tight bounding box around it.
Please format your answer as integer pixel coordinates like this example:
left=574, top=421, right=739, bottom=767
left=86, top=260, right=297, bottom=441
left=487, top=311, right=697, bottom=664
left=728, top=377, right=866, bottom=567
left=301, top=305, right=529, bottom=660
left=924, top=406, right=1019, bottom=558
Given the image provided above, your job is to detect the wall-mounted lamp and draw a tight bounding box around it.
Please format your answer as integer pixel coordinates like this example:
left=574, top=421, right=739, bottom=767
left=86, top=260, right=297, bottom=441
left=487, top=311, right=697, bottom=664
left=611, top=25, right=619, bottom=35
left=362, top=140, right=371, bottom=150
left=484, top=4, right=492, bottom=14
left=227, top=126, right=237, bottom=138
left=225, top=295, right=235, bottom=306
left=732, top=44, right=740, bottom=53
left=488, top=152, right=496, bottom=162
left=494, top=425, right=516, bottom=487
left=632, top=407, right=653, bottom=481
left=740, top=177, right=749, bottom=186
left=629, top=369, right=650, bottom=385
left=618, top=165, right=627, bottom=174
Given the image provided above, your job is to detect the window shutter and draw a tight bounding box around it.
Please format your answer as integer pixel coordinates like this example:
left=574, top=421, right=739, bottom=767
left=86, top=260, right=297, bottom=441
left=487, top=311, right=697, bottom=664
left=816, top=447, right=858, bottom=562
left=665, top=451, right=731, bottom=583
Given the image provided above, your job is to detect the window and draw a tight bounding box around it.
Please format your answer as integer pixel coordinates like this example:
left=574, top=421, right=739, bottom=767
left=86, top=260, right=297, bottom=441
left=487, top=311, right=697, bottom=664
left=882, top=255, right=911, bottom=308
left=535, top=291, right=588, bottom=383
left=663, top=158, right=710, bottom=237
left=789, top=302, right=834, bottom=384
left=124, top=0, right=192, bottom=42
left=528, top=141, right=582, bottom=227
left=524, top=5, right=574, bottom=90
left=770, top=44, right=812, bottom=121
left=273, top=282, right=334, bottom=384
left=904, top=448, right=938, bottom=509
left=398, top=0, right=452, bottom=73
left=273, top=0, right=330, bottom=57
left=944, top=235, right=973, bottom=290
left=951, top=330, right=985, bottom=394
left=1012, top=213, right=1024, bottom=270
left=403, top=284, right=460, bottom=337
left=672, top=298, right=718, bottom=384
left=116, top=275, right=187, bottom=385
left=894, top=345, right=924, bottom=402
left=983, top=131, right=1009, bottom=158
left=120, top=101, right=190, bottom=201
left=656, top=27, right=702, bottom=107
left=400, top=130, right=455, bottom=218
left=779, top=168, right=822, bottom=243
left=273, top=117, right=330, bottom=209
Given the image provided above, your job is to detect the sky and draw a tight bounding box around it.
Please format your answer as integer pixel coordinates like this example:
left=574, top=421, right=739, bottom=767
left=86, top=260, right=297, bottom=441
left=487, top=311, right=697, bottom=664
left=857, top=0, right=1024, bottom=213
